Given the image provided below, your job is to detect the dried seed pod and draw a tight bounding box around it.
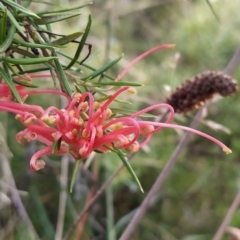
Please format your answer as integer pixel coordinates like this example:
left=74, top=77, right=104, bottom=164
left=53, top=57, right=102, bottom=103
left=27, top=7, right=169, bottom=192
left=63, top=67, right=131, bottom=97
left=166, top=71, right=238, bottom=113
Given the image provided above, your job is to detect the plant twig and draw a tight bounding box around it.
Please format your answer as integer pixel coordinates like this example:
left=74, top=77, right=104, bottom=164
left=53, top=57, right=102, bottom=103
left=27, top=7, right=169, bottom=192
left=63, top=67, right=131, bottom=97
left=55, top=92, right=71, bottom=240
left=55, top=154, right=69, bottom=240
left=74, top=157, right=99, bottom=240
left=224, top=48, right=240, bottom=74
left=0, top=153, right=40, bottom=240
left=74, top=188, right=96, bottom=240
left=213, top=191, right=240, bottom=240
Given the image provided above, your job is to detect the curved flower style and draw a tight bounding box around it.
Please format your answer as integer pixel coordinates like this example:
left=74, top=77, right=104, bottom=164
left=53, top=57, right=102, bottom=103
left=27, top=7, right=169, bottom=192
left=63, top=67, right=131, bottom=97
left=0, top=44, right=232, bottom=171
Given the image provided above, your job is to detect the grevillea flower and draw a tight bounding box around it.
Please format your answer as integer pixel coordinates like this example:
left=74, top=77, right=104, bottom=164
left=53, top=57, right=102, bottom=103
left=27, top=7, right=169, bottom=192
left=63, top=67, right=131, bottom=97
left=0, top=45, right=232, bottom=171
left=3, top=86, right=231, bottom=171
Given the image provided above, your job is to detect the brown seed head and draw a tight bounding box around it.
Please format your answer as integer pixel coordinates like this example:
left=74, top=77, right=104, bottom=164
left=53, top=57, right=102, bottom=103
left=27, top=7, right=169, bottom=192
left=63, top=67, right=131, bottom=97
left=166, top=71, right=238, bottom=113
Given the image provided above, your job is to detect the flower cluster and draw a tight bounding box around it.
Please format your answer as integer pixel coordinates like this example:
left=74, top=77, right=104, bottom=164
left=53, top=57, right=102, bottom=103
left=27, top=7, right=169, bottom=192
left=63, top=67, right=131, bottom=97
left=0, top=83, right=231, bottom=171
left=0, top=45, right=232, bottom=171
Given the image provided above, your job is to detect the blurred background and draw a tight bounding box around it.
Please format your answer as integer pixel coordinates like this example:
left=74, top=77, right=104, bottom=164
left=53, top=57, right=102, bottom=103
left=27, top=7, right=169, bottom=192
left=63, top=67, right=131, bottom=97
left=1, top=0, right=240, bottom=239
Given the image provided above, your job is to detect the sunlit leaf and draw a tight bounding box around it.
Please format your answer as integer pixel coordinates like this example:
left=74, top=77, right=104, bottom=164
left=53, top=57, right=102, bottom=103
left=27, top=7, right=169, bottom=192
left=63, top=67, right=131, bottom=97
left=70, top=161, right=81, bottom=193
left=2, top=56, right=57, bottom=65
left=82, top=55, right=122, bottom=81
left=35, top=13, right=81, bottom=24
left=65, top=14, right=92, bottom=69
left=1, top=0, right=40, bottom=18
left=0, top=25, right=16, bottom=53
left=51, top=32, right=83, bottom=45
left=0, top=2, right=24, bottom=35
left=37, top=2, right=93, bottom=15
left=90, top=81, right=142, bottom=87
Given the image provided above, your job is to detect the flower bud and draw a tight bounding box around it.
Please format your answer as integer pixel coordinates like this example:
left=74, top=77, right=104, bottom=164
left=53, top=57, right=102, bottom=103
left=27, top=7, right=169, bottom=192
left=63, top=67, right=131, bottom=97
left=140, top=125, right=154, bottom=136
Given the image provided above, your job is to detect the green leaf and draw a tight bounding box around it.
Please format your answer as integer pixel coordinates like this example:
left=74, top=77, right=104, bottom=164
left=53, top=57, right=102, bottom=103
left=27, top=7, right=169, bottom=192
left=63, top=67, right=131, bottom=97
left=26, top=19, right=73, bottom=95
left=35, top=12, right=81, bottom=25
left=0, top=67, right=22, bottom=103
left=1, top=0, right=40, bottom=18
left=65, top=14, right=92, bottom=69
left=22, top=0, right=34, bottom=8
left=13, top=79, right=38, bottom=88
left=16, top=67, right=49, bottom=75
left=93, top=90, right=131, bottom=104
left=91, top=81, right=142, bottom=87
left=10, top=47, right=40, bottom=58
left=205, top=0, right=220, bottom=23
left=52, top=138, right=62, bottom=152
left=117, top=152, right=144, bottom=192
left=53, top=55, right=73, bottom=95
left=82, top=63, right=115, bottom=80
left=10, top=48, right=54, bottom=70
left=58, top=51, right=115, bottom=80
left=111, top=108, right=157, bottom=118
left=23, top=0, right=58, bottom=7
left=37, top=2, right=93, bottom=15
left=4, top=62, right=38, bottom=88
left=82, top=55, right=122, bottom=81
left=0, top=8, right=7, bottom=44
left=0, top=24, right=16, bottom=53
left=29, top=186, right=55, bottom=239
left=51, top=32, right=83, bottom=45
left=0, top=2, right=24, bottom=35
left=2, top=56, right=57, bottom=65
left=70, top=161, right=81, bottom=193
left=12, top=38, right=55, bottom=49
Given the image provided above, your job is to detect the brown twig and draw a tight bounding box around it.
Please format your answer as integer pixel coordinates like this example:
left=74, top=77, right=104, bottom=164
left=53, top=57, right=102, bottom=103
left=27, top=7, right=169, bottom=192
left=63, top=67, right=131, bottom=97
left=0, top=153, right=40, bottom=240
left=74, top=159, right=99, bottom=240
left=74, top=188, right=95, bottom=240
left=55, top=155, right=69, bottom=240
left=213, top=191, right=240, bottom=240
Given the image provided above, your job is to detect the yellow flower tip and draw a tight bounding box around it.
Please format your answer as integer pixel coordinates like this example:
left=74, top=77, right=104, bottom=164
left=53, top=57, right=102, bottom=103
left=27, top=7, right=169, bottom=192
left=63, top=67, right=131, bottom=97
left=127, top=87, right=137, bottom=94
left=35, top=159, right=46, bottom=171
left=20, top=137, right=30, bottom=146
left=15, top=114, right=21, bottom=120
left=41, top=116, right=49, bottom=123
left=105, top=108, right=112, bottom=119
left=78, top=118, right=84, bottom=126
left=93, top=101, right=101, bottom=110
left=168, top=44, right=176, bottom=49
left=82, top=129, right=90, bottom=138
left=48, top=116, right=56, bottom=124
left=72, top=128, right=78, bottom=135
left=24, top=119, right=32, bottom=125
left=72, top=92, right=82, bottom=99
left=112, top=122, right=123, bottom=130
left=69, top=110, right=76, bottom=117
left=81, top=101, right=89, bottom=112
left=223, top=147, right=232, bottom=154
